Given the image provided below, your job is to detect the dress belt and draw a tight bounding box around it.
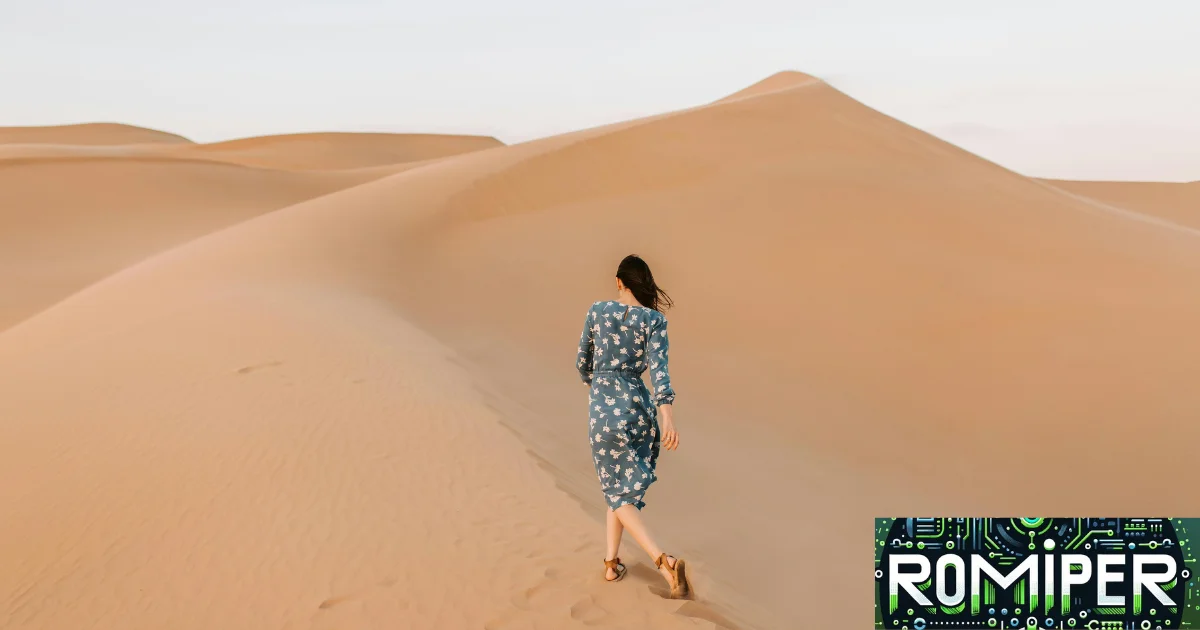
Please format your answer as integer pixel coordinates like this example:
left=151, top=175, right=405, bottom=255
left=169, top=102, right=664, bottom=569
left=593, top=367, right=643, bottom=378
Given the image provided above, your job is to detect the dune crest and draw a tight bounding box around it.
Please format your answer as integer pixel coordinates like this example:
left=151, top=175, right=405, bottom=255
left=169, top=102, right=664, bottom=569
left=1041, top=179, right=1200, bottom=229
left=2, top=71, right=1198, bottom=630
left=0, top=158, right=387, bottom=332
left=170, top=132, right=505, bottom=171
left=0, top=284, right=721, bottom=629
left=0, top=122, right=192, bottom=146
left=0, top=129, right=506, bottom=331
left=714, top=70, right=825, bottom=104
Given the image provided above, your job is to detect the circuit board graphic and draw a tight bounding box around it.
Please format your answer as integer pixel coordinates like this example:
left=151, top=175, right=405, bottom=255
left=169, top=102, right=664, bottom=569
left=875, top=518, right=1199, bottom=630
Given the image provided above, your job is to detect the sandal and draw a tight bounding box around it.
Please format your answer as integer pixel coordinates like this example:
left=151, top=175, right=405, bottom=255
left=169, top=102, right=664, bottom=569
left=655, top=553, right=690, bottom=599
left=604, top=557, right=627, bottom=582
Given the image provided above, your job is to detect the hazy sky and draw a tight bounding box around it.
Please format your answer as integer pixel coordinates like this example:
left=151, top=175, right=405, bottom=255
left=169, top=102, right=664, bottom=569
left=3, top=1, right=1198, bottom=180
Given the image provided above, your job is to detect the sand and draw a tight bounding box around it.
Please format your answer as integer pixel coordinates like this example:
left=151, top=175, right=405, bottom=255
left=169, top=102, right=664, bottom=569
left=2, top=71, right=1198, bottom=629
left=1042, top=179, right=1200, bottom=229
left=0, top=132, right=501, bottom=331
left=0, top=122, right=193, bottom=146
left=168, top=132, right=505, bottom=171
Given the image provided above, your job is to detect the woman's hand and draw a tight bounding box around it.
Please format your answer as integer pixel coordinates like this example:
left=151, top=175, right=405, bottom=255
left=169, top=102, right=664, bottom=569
left=659, top=404, right=679, bottom=451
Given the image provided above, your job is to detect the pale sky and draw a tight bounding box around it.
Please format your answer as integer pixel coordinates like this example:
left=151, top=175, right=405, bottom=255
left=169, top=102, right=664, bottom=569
left=3, top=1, right=1198, bottom=181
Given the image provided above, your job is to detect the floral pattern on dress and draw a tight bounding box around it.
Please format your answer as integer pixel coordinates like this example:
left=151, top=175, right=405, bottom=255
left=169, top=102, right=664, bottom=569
left=576, top=300, right=675, bottom=510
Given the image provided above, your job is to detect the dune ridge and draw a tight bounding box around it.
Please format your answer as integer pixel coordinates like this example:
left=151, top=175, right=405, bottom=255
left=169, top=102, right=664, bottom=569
left=713, top=70, right=825, bottom=104
left=173, top=132, right=505, bottom=171
left=0, top=122, right=192, bottom=145
left=0, top=129, right=505, bottom=332
left=2, top=72, right=1198, bottom=629
left=1040, top=179, right=1200, bottom=229
left=0, top=130, right=503, bottom=171
left=0, top=157, right=381, bottom=332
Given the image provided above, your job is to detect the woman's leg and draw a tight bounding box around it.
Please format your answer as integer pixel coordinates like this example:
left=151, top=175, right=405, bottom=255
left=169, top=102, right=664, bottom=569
left=605, top=508, right=624, bottom=579
left=612, top=504, right=679, bottom=586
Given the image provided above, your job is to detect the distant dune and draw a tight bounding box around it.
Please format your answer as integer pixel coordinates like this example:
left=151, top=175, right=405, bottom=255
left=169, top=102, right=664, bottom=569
left=1, top=72, right=1197, bottom=630
left=0, top=129, right=500, bottom=331
left=0, top=122, right=192, bottom=145
left=0, top=158, right=381, bottom=331
left=170, top=132, right=505, bottom=171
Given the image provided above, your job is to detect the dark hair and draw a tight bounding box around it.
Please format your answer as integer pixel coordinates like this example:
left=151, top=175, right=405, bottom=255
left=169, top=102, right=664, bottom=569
left=616, top=254, right=673, bottom=312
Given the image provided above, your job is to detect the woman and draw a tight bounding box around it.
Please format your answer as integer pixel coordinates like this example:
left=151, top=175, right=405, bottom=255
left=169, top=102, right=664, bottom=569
left=575, top=254, right=690, bottom=599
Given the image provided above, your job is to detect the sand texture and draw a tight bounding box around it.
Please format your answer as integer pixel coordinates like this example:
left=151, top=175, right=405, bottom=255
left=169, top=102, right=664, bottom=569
left=2, top=72, right=1198, bottom=629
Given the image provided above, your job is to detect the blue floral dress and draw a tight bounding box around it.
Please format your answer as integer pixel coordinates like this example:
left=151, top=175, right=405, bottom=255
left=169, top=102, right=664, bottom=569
left=576, top=300, right=675, bottom=510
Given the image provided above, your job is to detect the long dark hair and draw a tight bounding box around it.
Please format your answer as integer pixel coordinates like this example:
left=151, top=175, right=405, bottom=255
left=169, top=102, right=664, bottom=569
left=616, top=254, right=673, bottom=312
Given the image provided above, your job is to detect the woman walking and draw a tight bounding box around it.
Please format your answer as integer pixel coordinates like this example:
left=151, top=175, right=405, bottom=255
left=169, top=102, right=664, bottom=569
left=575, top=254, right=691, bottom=599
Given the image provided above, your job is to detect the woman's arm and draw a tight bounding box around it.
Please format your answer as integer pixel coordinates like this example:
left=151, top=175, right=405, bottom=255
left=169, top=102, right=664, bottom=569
left=576, top=306, right=596, bottom=385
left=648, top=317, right=675, bottom=405
left=648, top=316, right=679, bottom=450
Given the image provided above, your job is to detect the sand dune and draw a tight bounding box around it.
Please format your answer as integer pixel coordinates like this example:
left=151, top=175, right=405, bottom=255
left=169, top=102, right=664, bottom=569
left=0, top=143, right=176, bottom=161
left=1042, top=179, right=1200, bottom=229
left=2, top=71, right=1199, bottom=629
left=0, top=122, right=192, bottom=145
left=0, top=157, right=724, bottom=630
left=254, top=72, right=1200, bottom=627
left=0, top=282, right=714, bottom=629
left=0, top=130, right=503, bottom=331
left=169, top=132, right=505, bottom=171
left=0, top=131, right=502, bottom=171
left=0, top=157, right=385, bottom=332
left=713, top=70, right=823, bottom=103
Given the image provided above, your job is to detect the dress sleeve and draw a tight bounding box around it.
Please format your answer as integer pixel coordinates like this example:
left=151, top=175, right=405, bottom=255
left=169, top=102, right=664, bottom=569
left=576, top=306, right=595, bottom=384
left=648, top=316, right=675, bottom=405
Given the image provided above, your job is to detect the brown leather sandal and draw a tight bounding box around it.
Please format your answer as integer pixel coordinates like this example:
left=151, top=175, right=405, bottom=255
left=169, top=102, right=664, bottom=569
left=655, top=553, right=690, bottom=599
left=604, top=557, right=627, bottom=582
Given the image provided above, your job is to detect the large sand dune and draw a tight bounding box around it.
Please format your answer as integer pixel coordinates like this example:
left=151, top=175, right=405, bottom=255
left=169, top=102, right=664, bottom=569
left=2, top=72, right=1198, bottom=629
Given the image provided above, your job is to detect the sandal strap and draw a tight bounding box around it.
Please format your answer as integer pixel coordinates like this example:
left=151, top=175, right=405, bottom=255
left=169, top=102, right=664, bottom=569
left=654, top=553, right=668, bottom=569
left=604, top=557, right=621, bottom=569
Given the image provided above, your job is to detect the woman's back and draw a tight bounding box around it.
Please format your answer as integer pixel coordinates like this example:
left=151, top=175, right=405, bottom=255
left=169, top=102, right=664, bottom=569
left=578, top=300, right=674, bottom=407
left=587, top=300, right=659, bottom=376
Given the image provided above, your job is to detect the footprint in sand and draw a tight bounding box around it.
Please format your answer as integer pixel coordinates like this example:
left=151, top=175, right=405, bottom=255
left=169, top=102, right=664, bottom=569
left=674, top=600, right=738, bottom=629
left=628, top=563, right=686, bottom=600
left=509, top=581, right=550, bottom=611
left=317, top=577, right=399, bottom=610
left=568, top=595, right=609, bottom=624
left=235, top=360, right=283, bottom=375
